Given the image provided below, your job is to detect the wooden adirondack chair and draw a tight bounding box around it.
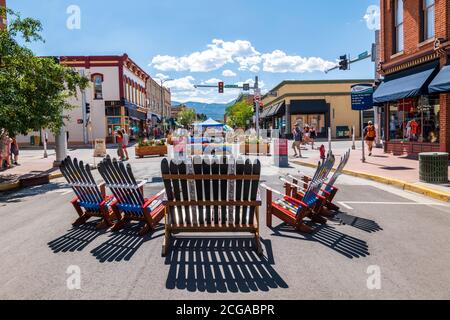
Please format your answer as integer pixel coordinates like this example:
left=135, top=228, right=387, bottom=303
left=289, top=150, right=350, bottom=212
left=284, top=153, right=336, bottom=215
left=98, top=156, right=165, bottom=236
left=60, top=156, right=115, bottom=229
left=161, top=156, right=263, bottom=257
left=263, top=164, right=328, bottom=234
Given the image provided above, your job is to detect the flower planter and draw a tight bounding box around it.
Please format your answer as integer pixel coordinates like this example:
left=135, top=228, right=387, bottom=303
left=240, top=143, right=271, bottom=156
left=135, top=145, right=168, bottom=158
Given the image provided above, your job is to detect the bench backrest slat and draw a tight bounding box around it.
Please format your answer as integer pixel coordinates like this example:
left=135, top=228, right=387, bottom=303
left=161, top=156, right=261, bottom=228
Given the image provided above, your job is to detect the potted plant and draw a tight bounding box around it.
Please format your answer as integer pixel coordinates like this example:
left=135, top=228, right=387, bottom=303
left=135, top=139, right=168, bottom=158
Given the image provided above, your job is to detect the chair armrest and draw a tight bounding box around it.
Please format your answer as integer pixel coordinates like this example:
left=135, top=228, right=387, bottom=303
left=71, top=196, right=80, bottom=204
left=143, top=189, right=166, bottom=209
left=100, top=195, right=115, bottom=206
left=260, top=184, right=284, bottom=197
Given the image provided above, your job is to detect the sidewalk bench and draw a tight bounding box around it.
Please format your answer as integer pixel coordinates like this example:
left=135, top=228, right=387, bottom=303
left=161, top=156, right=262, bottom=256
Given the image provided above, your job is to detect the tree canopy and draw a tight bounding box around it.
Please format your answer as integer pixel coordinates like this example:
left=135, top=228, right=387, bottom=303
left=177, top=107, right=197, bottom=128
left=225, top=100, right=254, bottom=129
left=0, top=8, right=88, bottom=137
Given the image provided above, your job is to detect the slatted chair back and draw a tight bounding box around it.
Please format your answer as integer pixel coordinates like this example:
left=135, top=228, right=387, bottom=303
left=161, top=156, right=261, bottom=228
left=98, top=156, right=151, bottom=217
left=302, top=153, right=335, bottom=205
left=60, top=156, right=103, bottom=211
left=324, top=149, right=350, bottom=193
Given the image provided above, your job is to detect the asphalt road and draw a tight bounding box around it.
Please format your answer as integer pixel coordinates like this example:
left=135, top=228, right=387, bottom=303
left=1, top=149, right=450, bottom=300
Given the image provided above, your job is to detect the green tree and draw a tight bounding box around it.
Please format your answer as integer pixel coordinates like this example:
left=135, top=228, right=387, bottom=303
left=177, top=107, right=197, bottom=128
left=0, top=8, right=88, bottom=137
left=225, top=100, right=254, bottom=128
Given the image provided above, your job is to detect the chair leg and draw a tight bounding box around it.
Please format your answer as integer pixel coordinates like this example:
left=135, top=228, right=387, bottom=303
left=254, top=231, right=263, bottom=256
left=96, top=207, right=114, bottom=230
left=162, top=228, right=171, bottom=257
left=311, top=213, right=327, bottom=225
left=73, top=214, right=90, bottom=227
left=139, top=208, right=154, bottom=236
left=296, top=223, right=314, bottom=234
left=111, top=217, right=129, bottom=232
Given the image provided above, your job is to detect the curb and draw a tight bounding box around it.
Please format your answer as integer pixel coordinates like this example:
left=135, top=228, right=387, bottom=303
left=292, top=160, right=450, bottom=203
left=0, top=171, right=64, bottom=193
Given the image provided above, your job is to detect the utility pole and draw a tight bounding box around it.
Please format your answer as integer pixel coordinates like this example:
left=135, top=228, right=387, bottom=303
left=254, top=76, right=261, bottom=138
left=373, top=30, right=382, bottom=148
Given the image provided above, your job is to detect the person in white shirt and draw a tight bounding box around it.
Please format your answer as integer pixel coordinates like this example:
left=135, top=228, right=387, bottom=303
left=122, top=129, right=130, bottom=161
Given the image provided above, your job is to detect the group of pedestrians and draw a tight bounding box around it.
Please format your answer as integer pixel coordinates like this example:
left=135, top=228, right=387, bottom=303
left=291, top=123, right=317, bottom=158
left=0, top=131, right=19, bottom=171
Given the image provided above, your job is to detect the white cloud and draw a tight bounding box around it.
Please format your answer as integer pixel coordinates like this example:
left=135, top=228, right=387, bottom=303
left=151, top=39, right=260, bottom=72
left=164, top=76, right=196, bottom=91
left=249, top=65, right=260, bottom=73
left=204, top=78, right=223, bottom=85
left=154, top=73, right=170, bottom=81
left=222, top=69, right=237, bottom=77
left=261, top=50, right=336, bottom=73
left=236, top=55, right=262, bottom=71
left=364, top=5, right=380, bottom=30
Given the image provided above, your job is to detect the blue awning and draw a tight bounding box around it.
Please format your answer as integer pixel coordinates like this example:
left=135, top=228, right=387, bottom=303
left=429, top=65, right=450, bottom=94
left=373, top=64, right=438, bottom=103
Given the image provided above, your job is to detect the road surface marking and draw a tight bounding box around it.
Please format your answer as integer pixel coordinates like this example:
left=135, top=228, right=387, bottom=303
left=339, top=201, right=450, bottom=208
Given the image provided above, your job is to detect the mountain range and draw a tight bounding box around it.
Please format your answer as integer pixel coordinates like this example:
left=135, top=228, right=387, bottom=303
left=171, top=101, right=234, bottom=121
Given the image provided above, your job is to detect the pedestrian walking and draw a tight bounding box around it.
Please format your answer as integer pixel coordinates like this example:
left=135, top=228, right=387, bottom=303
left=122, top=129, right=130, bottom=161
left=292, top=124, right=303, bottom=158
left=364, top=121, right=377, bottom=156
left=10, top=137, right=19, bottom=166
left=116, top=130, right=125, bottom=161
left=310, top=127, right=317, bottom=150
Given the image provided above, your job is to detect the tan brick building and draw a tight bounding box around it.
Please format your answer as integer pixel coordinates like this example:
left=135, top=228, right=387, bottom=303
left=376, top=0, right=450, bottom=155
left=262, top=80, right=374, bottom=139
left=146, top=78, right=171, bottom=129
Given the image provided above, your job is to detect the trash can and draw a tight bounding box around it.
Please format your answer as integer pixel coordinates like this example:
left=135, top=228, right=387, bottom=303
left=30, top=136, right=35, bottom=146
left=419, top=152, right=449, bottom=184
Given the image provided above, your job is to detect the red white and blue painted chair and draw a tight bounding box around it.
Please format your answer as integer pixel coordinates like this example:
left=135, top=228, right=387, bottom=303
left=262, top=154, right=335, bottom=234
left=60, top=157, right=115, bottom=229
left=288, top=150, right=350, bottom=212
left=98, top=156, right=165, bottom=236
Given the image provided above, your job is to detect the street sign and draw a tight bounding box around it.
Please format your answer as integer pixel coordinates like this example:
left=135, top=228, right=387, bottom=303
left=243, top=83, right=250, bottom=91
left=351, top=84, right=374, bottom=111
left=358, top=51, right=369, bottom=60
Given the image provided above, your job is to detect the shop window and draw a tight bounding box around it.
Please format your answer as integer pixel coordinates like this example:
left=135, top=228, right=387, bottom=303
left=393, top=0, right=404, bottom=53
left=422, top=0, right=435, bottom=41
left=387, top=96, right=440, bottom=143
left=92, top=74, right=104, bottom=100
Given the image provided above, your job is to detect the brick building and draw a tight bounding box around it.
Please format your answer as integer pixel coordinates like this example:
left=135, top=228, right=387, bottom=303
left=375, top=0, right=450, bottom=155
left=146, top=77, right=171, bottom=130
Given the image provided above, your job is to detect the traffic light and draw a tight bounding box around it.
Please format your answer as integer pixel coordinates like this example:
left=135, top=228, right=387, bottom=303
left=85, top=102, right=91, bottom=115
left=218, top=81, right=224, bottom=94
left=339, top=55, right=349, bottom=70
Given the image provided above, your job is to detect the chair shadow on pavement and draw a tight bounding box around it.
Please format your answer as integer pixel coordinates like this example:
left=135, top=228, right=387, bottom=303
left=333, top=212, right=383, bottom=233
left=164, top=237, right=288, bottom=293
left=91, top=223, right=164, bottom=263
left=48, top=221, right=106, bottom=253
left=271, top=224, right=370, bottom=259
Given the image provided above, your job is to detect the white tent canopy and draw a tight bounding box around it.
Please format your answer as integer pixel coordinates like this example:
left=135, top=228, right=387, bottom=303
left=194, top=118, right=224, bottom=127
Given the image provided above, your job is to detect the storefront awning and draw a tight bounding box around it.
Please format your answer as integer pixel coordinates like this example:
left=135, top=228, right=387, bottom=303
left=429, top=65, right=450, bottom=94
left=270, top=102, right=285, bottom=117
left=290, top=99, right=329, bottom=114
left=373, top=63, right=438, bottom=103
left=261, top=105, right=275, bottom=118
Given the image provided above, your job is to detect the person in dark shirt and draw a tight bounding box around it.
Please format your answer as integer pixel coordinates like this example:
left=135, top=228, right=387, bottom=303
left=292, top=124, right=303, bottom=158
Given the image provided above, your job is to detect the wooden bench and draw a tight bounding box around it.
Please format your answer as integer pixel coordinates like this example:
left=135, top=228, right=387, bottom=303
left=98, top=156, right=166, bottom=236
left=60, top=156, right=115, bottom=229
left=160, top=156, right=262, bottom=257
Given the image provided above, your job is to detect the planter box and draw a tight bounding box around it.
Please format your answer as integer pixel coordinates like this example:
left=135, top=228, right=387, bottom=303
left=135, top=145, right=168, bottom=158
left=240, top=143, right=271, bottom=156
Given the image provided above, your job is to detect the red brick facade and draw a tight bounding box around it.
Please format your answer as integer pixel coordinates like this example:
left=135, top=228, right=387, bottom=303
left=379, top=0, right=450, bottom=155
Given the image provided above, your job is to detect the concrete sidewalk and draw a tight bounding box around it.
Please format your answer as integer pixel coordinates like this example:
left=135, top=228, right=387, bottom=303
left=292, top=140, right=450, bottom=202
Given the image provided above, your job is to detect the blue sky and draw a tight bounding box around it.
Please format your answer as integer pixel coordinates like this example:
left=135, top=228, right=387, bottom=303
left=8, top=0, right=380, bottom=103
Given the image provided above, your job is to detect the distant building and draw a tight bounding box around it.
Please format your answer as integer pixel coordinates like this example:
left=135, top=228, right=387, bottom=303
left=147, top=78, right=172, bottom=129
left=376, top=0, right=449, bottom=155
left=171, top=104, right=187, bottom=119
left=262, top=80, right=374, bottom=139
left=17, top=54, right=157, bottom=145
